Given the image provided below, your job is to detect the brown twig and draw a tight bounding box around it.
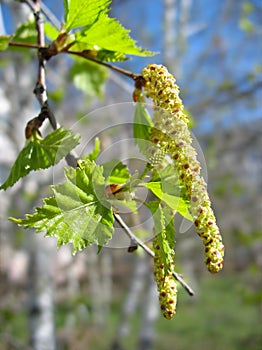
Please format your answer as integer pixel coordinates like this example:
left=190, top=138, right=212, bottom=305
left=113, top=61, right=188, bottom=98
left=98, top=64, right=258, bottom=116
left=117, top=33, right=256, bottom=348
left=8, top=42, right=41, bottom=49
left=113, top=213, right=195, bottom=296
left=21, top=0, right=79, bottom=167
left=67, top=50, right=140, bottom=80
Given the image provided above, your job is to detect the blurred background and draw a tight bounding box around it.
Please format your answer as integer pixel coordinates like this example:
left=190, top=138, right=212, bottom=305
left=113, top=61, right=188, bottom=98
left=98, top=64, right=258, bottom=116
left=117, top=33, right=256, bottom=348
left=0, top=0, right=261, bottom=349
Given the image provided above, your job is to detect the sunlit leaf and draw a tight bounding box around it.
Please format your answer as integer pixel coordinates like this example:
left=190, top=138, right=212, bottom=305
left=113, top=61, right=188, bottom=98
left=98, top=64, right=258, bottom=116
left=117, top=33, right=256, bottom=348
left=83, top=137, right=101, bottom=161
left=10, top=160, right=114, bottom=254
left=0, top=128, right=80, bottom=190
left=134, top=103, right=153, bottom=155
left=73, top=13, right=154, bottom=57
left=44, top=22, right=60, bottom=42
left=64, top=0, right=110, bottom=31
left=103, top=159, right=131, bottom=184
left=144, top=179, right=192, bottom=220
left=148, top=201, right=175, bottom=274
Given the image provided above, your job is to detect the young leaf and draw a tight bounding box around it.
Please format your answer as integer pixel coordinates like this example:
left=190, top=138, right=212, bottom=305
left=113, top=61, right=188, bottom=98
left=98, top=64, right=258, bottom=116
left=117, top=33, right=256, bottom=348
left=0, top=128, right=80, bottom=190
left=134, top=103, right=153, bottom=155
left=69, top=60, right=107, bottom=97
left=148, top=201, right=175, bottom=274
left=144, top=181, right=192, bottom=220
left=44, top=22, right=60, bottom=42
left=103, top=159, right=131, bottom=185
left=0, top=35, right=12, bottom=51
left=73, top=13, right=154, bottom=58
left=64, top=0, right=110, bottom=31
left=83, top=137, right=101, bottom=161
left=10, top=160, right=114, bottom=254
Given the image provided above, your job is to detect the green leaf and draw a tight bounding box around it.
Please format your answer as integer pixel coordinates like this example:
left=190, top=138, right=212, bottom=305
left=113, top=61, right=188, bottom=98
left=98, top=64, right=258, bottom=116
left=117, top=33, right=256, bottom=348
left=109, top=198, right=138, bottom=214
left=134, top=103, right=153, bottom=155
left=83, top=137, right=101, bottom=161
left=148, top=201, right=175, bottom=274
left=92, top=49, right=128, bottom=62
left=69, top=60, right=107, bottom=97
left=144, top=174, right=192, bottom=220
left=73, top=13, right=154, bottom=58
left=64, top=0, right=110, bottom=31
left=103, top=159, right=131, bottom=185
left=0, top=35, right=12, bottom=51
left=0, top=128, right=80, bottom=190
left=10, top=160, right=114, bottom=254
left=44, top=22, right=60, bottom=42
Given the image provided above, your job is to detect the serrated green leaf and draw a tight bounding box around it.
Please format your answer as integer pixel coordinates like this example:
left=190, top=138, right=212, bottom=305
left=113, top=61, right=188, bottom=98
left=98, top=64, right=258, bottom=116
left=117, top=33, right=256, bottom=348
left=10, top=160, right=114, bottom=253
left=103, top=159, right=131, bottom=185
left=0, top=128, right=80, bottom=190
left=83, top=137, right=101, bottom=161
left=73, top=13, right=154, bottom=58
left=64, top=0, right=110, bottom=31
left=134, top=103, right=153, bottom=155
left=0, top=35, right=12, bottom=51
left=144, top=181, right=192, bottom=220
left=69, top=60, right=107, bottom=96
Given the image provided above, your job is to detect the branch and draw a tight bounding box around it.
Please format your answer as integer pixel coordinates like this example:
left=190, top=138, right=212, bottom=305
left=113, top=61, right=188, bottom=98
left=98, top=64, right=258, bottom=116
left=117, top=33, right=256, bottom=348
left=34, top=0, right=47, bottom=106
left=21, top=0, right=78, bottom=167
left=8, top=42, right=41, bottom=49
left=113, top=213, right=195, bottom=296
left=67, top=50, right=140, bottom=80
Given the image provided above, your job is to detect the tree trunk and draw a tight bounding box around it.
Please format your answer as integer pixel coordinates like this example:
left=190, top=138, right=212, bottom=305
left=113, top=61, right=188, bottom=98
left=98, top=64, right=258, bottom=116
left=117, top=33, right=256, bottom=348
left=28, top=234, right=56, bottom=350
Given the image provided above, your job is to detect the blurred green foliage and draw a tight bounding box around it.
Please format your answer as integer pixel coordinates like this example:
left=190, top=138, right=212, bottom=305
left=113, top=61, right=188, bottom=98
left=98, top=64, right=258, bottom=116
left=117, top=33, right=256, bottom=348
left=1, top=274, right=261, bottom=349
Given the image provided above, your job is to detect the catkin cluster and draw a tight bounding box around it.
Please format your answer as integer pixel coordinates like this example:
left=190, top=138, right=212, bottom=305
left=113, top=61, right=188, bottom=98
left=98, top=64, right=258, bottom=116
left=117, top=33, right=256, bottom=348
left=153, top=237, right=177, bottom=319
left=142, top=64, right=224, bottom=273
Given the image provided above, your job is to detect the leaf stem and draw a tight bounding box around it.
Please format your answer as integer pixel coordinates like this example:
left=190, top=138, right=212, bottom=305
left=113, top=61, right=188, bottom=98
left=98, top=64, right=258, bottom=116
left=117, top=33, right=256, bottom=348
left=113, top=213, right=195, bottom=296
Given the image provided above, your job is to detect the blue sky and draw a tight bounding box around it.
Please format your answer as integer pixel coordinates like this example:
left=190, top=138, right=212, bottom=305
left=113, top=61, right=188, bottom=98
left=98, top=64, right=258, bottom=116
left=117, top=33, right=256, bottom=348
left=1, top=0, right=261, bottom=133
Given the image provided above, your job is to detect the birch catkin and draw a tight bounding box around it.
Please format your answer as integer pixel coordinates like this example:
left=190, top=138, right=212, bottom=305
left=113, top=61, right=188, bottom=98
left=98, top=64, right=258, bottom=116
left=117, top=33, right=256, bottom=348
left=153, top=236, right=177, bottom=319
left=142, top=64, right=224, bottom=273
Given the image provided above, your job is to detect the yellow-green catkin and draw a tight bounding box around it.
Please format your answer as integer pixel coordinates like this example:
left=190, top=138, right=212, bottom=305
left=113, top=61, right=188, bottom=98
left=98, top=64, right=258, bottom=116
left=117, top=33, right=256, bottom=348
left=142, top=64, right=224, bottom=273
left=153, top=237, right=177, bottom=319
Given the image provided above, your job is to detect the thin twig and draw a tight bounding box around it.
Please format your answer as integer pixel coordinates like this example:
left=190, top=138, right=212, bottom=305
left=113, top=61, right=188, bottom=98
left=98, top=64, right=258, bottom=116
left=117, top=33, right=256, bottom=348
left=34, top=0, right=47, bottom=104
left=114, top=213, right=195, bottom=296
left=114, top=213, right=154, bottom=257
left=8, top=42, right=41, bottom=49
left=67, top=50, right=140, bottom=80
left=22, top=0, right=79, bottom=167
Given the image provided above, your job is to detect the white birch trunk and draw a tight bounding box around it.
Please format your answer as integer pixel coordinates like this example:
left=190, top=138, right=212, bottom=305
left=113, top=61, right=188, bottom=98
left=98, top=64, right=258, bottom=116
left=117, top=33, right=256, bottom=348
left=28, top=235, right=56, bottom=350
